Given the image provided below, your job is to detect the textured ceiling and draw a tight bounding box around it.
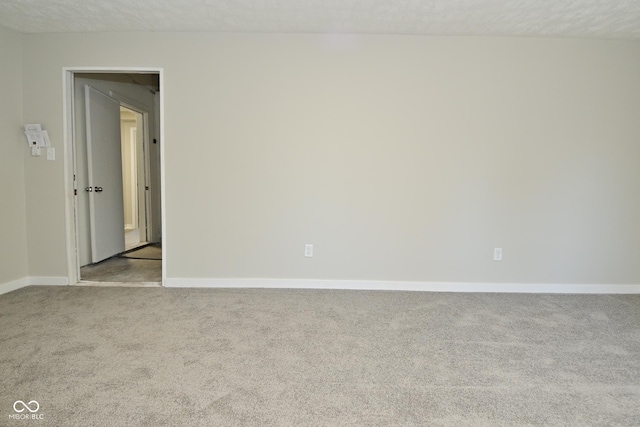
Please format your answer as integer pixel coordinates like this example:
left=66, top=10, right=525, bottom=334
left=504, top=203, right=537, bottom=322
left=1, top=0, right=639, bottom=39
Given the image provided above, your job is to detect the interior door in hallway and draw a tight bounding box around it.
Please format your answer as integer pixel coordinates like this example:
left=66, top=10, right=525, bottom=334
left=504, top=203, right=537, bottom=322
left=85, top=85, right=125, bottom=263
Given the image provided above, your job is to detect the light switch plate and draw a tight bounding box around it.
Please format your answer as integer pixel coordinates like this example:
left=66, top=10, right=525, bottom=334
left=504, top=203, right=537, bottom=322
left=304, top=244, right=313, bottom=257
left=47, top=147, right=55, bottom=161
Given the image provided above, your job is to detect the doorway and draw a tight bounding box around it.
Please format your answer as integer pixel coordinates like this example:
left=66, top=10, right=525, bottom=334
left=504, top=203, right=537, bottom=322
left=121, top=105, right=148, bottom=251
left=64, top=69, right=164, bottom=285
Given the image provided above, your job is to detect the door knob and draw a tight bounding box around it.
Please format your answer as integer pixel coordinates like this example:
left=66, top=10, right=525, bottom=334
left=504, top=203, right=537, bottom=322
left=85, top=187, right=93, bottom=192
left=95, top=187, right=103, bottom=192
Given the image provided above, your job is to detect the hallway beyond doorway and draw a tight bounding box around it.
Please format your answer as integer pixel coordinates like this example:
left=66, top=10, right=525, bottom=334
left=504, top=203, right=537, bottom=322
left=125, top=228, right=146, bottom=251
left=79, top=244, right=162, bottom=283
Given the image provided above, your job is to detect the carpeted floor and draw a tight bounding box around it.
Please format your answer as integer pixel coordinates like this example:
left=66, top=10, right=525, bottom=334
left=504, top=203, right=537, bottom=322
left=1, top=286, right=639, bottom=426
left=119, top=245, right=162, bottom=261
left=79, top=245, right=162, bottom=283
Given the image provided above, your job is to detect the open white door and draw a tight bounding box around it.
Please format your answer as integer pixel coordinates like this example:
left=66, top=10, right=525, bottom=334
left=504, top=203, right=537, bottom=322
left=85, top=85, right=125, bottom=263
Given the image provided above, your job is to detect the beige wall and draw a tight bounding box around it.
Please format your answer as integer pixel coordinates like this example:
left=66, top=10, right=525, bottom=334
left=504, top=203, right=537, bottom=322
left=20, top=32, right=640, bottom=285
left=0, top=25, right=28, bottom=284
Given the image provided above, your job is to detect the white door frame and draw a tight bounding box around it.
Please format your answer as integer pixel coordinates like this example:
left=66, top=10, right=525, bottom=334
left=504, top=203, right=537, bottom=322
left=62, top=67, right=166, bottom=286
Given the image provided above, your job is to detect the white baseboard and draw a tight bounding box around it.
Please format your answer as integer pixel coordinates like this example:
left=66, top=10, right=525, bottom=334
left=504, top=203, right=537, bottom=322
left=4, top=276, right=638, bottom=295
left=164, top=278, right=640, bottom=294
left=28, top=276, right=69, bottom=286
left=0, top=276, right=69, bottom=296
left=0, top=277, right=30, bottom=296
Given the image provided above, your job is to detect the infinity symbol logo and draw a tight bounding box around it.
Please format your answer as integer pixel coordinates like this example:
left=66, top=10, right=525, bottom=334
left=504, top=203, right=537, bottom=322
left=13, top=400, right=40, bottom=413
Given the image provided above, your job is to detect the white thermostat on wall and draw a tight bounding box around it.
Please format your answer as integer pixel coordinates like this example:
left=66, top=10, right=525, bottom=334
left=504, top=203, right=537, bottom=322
left=24, top=123, right=51, bottom=148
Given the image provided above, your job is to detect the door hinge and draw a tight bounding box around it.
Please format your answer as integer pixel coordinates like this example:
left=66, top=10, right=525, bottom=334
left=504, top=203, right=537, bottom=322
left=74, top=189, right=77, bottom=195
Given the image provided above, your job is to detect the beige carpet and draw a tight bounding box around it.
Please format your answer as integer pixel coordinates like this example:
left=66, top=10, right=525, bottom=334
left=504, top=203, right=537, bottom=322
left=120, top=245, right=162, bottom=260
left=1, top=286, right=639, bottom=426
left=80, top=245, right=162, bottom=282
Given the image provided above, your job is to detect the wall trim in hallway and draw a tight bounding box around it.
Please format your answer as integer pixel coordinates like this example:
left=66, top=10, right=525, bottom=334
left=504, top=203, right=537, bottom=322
left=164, top=278, right=640, bottom=294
